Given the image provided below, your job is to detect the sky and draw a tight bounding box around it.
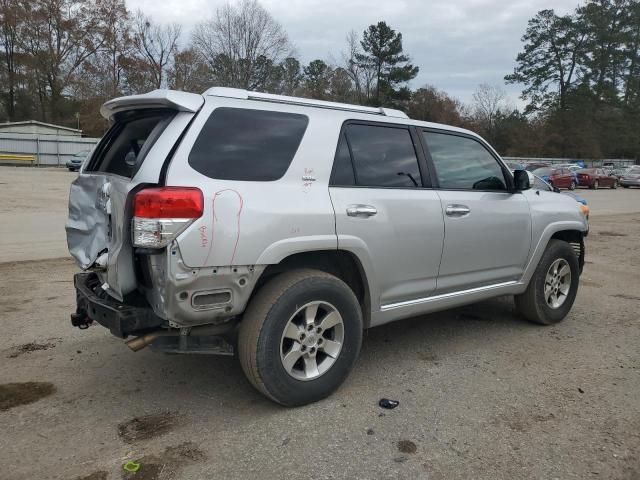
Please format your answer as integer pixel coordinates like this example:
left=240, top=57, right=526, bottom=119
left=126, top=0, right=581, bottom=105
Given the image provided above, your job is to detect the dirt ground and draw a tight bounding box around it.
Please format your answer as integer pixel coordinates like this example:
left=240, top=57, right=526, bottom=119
left=0, top=166, right=639, bottom=479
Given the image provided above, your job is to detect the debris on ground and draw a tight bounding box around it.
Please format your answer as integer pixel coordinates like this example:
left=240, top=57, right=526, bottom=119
left=379, top=398, right=399, bottom=409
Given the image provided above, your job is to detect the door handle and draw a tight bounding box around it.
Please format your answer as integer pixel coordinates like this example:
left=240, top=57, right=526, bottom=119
left=445, top=204, right=470, bottom=217
left=347, top=205, right=378, bottom=217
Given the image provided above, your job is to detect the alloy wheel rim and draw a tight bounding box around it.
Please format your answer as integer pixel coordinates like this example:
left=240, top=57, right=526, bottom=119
left=544, top=258, right=571, bottom=309
left=279, top=301, right=344, bottom=381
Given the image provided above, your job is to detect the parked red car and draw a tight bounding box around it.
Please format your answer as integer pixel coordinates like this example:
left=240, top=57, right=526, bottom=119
left=576, top=168, right=618, bottom=189
left=532, top=167, right=577, bottom=190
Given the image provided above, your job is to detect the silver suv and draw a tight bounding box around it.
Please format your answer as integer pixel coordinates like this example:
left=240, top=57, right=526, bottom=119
left=67, top=88, right=588, bottom=406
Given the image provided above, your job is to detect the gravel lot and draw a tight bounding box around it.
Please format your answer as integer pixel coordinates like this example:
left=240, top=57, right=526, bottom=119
left=0, top=166, right=639, bottom=480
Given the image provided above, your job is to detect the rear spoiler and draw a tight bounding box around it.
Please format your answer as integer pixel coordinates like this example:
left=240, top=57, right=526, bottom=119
left=100, top=90, right=204, bottom=119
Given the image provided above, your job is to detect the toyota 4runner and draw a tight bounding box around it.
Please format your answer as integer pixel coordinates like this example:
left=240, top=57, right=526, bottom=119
left=67, top=87, right=588, bottom=406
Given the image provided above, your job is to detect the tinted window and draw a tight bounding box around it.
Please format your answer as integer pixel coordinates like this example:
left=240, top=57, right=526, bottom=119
left=346, top=124, right=421, bottom=188
left=88, top=111, right=173, bottom=178
left=424, top=132, right=506, bottom=190
left=189, top=108, right=308, bottom=181
left=331, top=132, right=355, bottom=186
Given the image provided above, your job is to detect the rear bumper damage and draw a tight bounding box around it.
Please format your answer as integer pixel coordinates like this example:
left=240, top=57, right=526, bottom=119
left=72, top=272, right=164, bottom=338
left=71, top=272, right=236, bottom=355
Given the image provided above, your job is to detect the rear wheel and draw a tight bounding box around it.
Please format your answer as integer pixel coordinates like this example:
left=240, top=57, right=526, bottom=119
left=611, top=180, right=618, bottom=189
left=569, top=180, right=576, bottom=190
left=238, top=269, right=363, bottom=406
left=593, top=179, right=599, bottom=190
left=515, top=240, right=580, bottom=325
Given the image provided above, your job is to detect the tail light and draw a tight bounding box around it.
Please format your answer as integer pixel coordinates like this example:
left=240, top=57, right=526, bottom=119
left=132, top=187, right=203, bottom=248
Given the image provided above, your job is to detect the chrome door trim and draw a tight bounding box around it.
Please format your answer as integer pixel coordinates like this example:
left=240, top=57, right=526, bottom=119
left=380, top=280, right=519, bottom=312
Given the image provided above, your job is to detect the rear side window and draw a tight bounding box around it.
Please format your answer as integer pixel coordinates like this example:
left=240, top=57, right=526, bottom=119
left=330, top=133, right=356, bottom=186
left=334, top=124, right=421, bottom=188
left=189, top=107, right=308, bottom=181
left=423, top=131, right=507, bottom=191
left=87, top=111, right=174, bottom=178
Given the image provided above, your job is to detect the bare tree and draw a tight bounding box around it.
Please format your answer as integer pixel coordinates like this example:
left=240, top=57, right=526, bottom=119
left=471, top=83, right=507, bottom=141
left=132, top=10, right=181, bottom=89
left=169, top=48, right=211, bottom=92
left=17, top=0, right=106, bottom=122
left=0, top=0, right=20, bottom=120
left=343, top=30, right=375, bottom=104
left=96, top=0, right=132, bottom=97
left=191, top=0, right=291, bottom=91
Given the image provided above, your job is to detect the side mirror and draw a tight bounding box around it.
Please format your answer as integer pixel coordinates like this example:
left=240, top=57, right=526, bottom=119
left=513, top=169, right=530, bottom=191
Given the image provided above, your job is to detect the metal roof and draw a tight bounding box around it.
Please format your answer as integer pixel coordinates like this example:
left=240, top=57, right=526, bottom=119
left=0, top=120, right=81, bottom=133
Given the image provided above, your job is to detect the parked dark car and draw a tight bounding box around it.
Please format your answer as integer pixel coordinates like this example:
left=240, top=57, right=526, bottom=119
left=576, top=168, right=618, bottom=189
left=65, top=150, right=91, bottom=172
left=532, top=167, right=577, bottom=190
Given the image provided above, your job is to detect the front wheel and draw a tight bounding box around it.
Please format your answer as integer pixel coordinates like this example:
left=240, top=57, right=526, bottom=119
left=515, top=240, right=580, bottom=325
left=238, top=269, right=363, bottom=406
left=611, top=181, right=618, bottom=189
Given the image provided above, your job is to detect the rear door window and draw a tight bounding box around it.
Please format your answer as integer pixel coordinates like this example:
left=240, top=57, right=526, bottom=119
left=188, top=107, right=308, bottom=181
left=340, top=123, right=421, bottom=188
left=86, top=110, right=175, bottom=178
left=330, top=132, right=356, bottom=186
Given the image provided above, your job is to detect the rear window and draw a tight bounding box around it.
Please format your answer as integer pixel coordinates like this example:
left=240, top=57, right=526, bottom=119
left=86, top=110, right=174, bottom=178
left=188, top=107, right=309, bottom=181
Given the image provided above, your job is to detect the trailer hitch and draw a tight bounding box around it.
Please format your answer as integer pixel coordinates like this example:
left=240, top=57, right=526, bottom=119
left=70, top=310, right=92, bottom=329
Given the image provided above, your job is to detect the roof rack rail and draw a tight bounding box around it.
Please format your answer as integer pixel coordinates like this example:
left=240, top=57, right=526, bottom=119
left=203, top=87, right=409, bottom=119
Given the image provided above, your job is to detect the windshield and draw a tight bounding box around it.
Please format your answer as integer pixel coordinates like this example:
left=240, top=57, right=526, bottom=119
left=533, top=168, right=552, bottom=176
left=532, top=175, right=552, bottom=191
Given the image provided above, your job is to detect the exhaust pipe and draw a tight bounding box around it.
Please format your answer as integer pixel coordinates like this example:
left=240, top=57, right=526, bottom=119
left=125, top=322, right=236, bottom=352
left=125, top=333, right=162, bottom=352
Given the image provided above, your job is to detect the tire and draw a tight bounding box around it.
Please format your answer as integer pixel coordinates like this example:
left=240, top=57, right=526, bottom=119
left=623, top=185, right=629, bottom=188
left=515, top=239, right=580, bottom=325
left=593, top=180, right=599, bottom=190
left=569, top=180, right=576, bottom=190
left=238, top=269, right=363, bottom=406
left=611, top=181, right=618, bottom=189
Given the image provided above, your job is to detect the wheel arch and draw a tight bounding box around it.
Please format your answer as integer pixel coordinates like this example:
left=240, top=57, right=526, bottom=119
left=520, top=223, right=586, bottom=288
left=253, top=250, right=372, bottom=328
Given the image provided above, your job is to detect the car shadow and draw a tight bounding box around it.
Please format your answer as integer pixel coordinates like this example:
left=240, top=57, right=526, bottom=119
left=70, top=295, right=535, bottom=415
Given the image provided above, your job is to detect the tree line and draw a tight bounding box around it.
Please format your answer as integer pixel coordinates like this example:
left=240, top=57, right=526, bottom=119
left=1, top=0, right=639, bottom=161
